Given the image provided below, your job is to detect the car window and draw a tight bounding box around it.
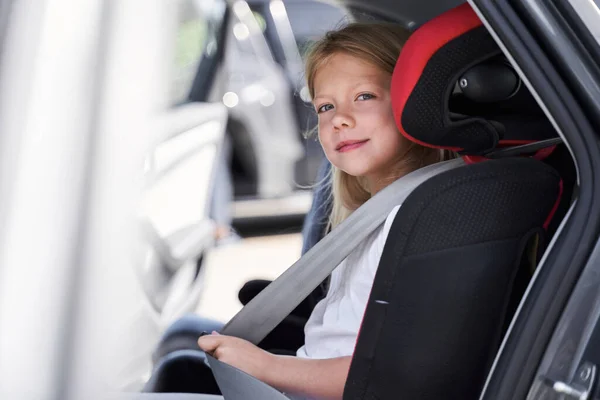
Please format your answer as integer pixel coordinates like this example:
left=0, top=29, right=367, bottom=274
left=230, top=1, right=274, bottom=62
left=252, top=10, right=267, bottom=33
left=247, top=0, right=348, bottom=103
left=284, top=0, right=348, bottom=59
left=170, top=0, right=226, bottom=105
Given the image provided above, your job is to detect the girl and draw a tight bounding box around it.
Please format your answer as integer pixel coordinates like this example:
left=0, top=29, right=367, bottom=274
left=198, top=22, right=451, bottom=399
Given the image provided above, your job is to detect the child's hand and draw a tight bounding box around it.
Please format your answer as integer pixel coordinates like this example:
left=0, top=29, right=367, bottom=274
left=198, top=332, right=275, bottom=382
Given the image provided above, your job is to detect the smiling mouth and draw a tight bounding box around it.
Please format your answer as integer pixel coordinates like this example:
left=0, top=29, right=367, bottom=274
left=336, top=139, right=369, bottom=152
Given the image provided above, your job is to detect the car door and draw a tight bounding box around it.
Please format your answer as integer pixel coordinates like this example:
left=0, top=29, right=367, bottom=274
left=465, top=0, right=600, bottom=398
left=0, top=0, right=231, bottom=396
left=118, top=0, right=234, bottom=390
left=137, top=0, right=228, bottom=332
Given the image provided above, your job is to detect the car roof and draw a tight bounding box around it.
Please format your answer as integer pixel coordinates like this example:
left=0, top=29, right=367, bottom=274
left=331, top=0, right=466, bottom=29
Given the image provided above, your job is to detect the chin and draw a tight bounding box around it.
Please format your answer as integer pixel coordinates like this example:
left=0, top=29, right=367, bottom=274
left=331, top=156, right=377, bottom=177
left=339, top=165, right=372, bottom=178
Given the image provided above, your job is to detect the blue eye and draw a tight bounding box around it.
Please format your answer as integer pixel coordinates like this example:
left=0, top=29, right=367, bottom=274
left=357, top=93, right=375, bottom=101
left=317, top=104, right=334, bottom=113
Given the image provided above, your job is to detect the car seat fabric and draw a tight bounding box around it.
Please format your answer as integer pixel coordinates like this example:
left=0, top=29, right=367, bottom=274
left=344, top=3, right=564, bottom=400
left=391, top=3, right=557, bottom=154
left=393, top=11, right=501, bottom=153
left=344, top=158, right=560, bottom=400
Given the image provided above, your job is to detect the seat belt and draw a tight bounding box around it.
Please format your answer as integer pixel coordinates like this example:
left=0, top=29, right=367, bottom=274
left=207, top=354, right=289, bottom=400
left=219, top=157, right=466, bottom=344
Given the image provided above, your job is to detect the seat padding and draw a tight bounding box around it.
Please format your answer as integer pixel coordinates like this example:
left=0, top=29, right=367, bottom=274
left=344, top=158, right=561, bottom=399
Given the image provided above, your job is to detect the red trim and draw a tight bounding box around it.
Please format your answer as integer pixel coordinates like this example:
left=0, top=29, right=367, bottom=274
left=533, top=145, right=557, bottom=160
left=462, top=155, right=487, bottom=164
left=391, top=3, right=480, bottom=150
left=544, top=179, right=564, bottom=230
left=498, top=141, right=557, bottom=160
left=462, top=142, right=558, bottom=164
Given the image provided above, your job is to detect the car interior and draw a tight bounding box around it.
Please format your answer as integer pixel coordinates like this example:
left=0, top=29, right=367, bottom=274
left=139, top=2, right=578, bottom=399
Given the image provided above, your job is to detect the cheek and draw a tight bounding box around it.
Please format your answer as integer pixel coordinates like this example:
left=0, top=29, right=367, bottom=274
left=317, top=119, right=333, bottom=146
left=390, top=131, right=411, bottom=153
left=373, top=128, right=410, bottom=162
left=359, top=104, right=394, bottom=131
left=317, top=132, right=339, bottom=164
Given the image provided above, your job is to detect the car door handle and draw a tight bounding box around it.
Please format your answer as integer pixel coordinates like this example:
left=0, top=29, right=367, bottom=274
left=529, top=362, right=596, bottom=400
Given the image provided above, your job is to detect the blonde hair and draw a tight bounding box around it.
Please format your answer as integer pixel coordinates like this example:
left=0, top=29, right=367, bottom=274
left=305, top=23, right=454, bottom=230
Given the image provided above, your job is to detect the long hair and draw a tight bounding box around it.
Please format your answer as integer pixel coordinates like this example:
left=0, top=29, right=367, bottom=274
left=304, top=23, right=454, bottom=230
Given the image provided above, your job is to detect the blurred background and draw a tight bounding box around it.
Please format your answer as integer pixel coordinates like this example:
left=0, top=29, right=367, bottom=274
left=138, top=0, right=351, bottom=389
left=168, top=0, right=348, bottom=319
left=0, top=0, right=351, bottom=396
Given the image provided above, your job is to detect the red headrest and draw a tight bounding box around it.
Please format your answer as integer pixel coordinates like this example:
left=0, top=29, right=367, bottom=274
left=391, top=3, right=556, bottom=155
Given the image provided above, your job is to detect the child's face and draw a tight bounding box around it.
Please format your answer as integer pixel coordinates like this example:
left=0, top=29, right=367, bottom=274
left=313, top=52, right=411, bottom=191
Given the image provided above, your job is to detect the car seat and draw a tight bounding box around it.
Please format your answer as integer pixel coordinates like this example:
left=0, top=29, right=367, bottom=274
left=343, top=3, right=571, bottom=400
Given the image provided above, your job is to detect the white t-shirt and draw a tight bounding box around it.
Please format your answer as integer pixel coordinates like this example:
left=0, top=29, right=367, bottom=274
left=296, top=205, right=401, bottom=359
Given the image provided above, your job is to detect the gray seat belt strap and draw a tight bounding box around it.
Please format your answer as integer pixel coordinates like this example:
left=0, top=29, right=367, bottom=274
left=220, top=158, right=465, bottom=344
left=208, top=355, right=289, bottom=400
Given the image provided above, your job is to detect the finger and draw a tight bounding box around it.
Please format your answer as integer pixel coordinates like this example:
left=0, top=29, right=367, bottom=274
left=214, top=346, right=225, bottom=360
left=197, top=335, right=222, bottom=352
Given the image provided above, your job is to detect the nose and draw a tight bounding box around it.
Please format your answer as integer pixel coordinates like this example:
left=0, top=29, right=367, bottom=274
left=331, top=107, right=355, bottom=130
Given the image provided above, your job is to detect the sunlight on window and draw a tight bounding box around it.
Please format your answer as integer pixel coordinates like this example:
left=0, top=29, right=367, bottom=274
left=171, top=18, right=208, bottom=104
left=175, top=20, right=207, bottom=69
left=253, top=11, right=267, bottom=32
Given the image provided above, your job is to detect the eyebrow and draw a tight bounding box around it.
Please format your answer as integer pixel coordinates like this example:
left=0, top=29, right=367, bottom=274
left=313, top=79, right=387, bottom=102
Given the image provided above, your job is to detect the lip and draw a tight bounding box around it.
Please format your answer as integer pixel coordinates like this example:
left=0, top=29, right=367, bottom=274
left=336, top=139, right=369, bottom=152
